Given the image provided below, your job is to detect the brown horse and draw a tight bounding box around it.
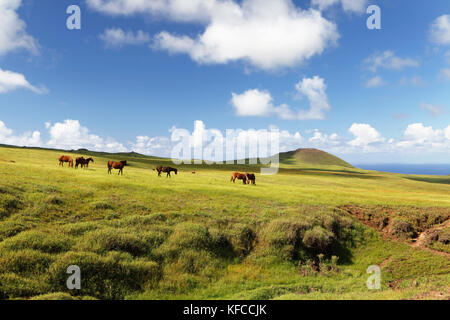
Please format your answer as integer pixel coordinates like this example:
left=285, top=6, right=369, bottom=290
left=59, top=155, right=73, bottom=168
left=108, top=160, right=127, bottom=175
left=231, top=172, right=247, bottom=184
left=246, top=173, right=256, bottom=185
left=156, top=165, right=178, bottom=178
left=75, top=157, right=94, bottom=169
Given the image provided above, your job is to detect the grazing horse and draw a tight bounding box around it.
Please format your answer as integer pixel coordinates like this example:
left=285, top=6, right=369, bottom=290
left=108, top=160, right=127, bottom=175
left=59, top=155, right=73, bottom=168
left=246, top=173, right=256, bottom=185
left=230, top=172, right=247, bottom=184
left=156, top=166, right=178, bottom=178
left=75, top=157, right=94, bottom=169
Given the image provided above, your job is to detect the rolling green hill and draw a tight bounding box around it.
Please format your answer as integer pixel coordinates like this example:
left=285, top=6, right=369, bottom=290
left=279, top=148, right=353, bottom=168
left=0, top=144, right=448, bottom=300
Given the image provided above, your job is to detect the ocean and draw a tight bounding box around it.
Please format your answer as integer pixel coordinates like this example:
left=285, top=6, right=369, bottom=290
left=356, top=164, right=450, bottom=176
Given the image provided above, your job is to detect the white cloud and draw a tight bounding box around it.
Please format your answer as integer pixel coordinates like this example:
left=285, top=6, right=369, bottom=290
left=0, top=0, right=39, bottom=56
left=46, top=119, right=127, bottom=152
left=364, top=51, right=419, bottom=72
left=86, top=0, right=223, bottom=22
left=0, top=120, right=42, bottom=147
left=88, top=0, right=339, bottom=71
left=430, top=15, right=450, bottom=45
left=231, top=89, right=276, bottom=117
left=311, top=0, right=368, bottom=13
left=397, top=123, right=448, bottom=149
left=0, top=68, right=46, bottom=94
left=309, top=129, right=340, bottom=146
left=365, top=76, right=386, bottom=88
left=1, top=119, right=449, bottom=161
left=231, top=76, right=331, bottom=120
left=420, top=103, right=444, bottom=117
left=99, top=28, right=150, bottom=48
left=132, top=135, right=172, bottom=157
left=348, top=123, right=384, bottom=149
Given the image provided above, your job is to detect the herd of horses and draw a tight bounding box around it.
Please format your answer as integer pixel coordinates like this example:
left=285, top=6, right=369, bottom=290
left=58, top=155, right=256, bottom=184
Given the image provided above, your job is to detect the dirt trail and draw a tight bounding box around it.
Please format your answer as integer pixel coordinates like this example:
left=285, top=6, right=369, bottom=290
left=411, top=220, right=450, bottom=258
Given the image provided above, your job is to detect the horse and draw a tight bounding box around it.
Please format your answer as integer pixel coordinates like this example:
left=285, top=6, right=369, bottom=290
left=108, top=160, right=127, bottom=175
left=83, top=157, right=94, bottom=168
left=59, top=155, right=73, bottom=168
left=246, top=173, right=256, bottom=185
left=230, top=172, right=247, bottom=184
left=156, top=166, right=178, bottom=178
left=75, top=157, right=94, bottom=169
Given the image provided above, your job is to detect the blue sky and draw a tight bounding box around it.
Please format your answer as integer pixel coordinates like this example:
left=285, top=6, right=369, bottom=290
left=0, top=0, right=449, bottom=164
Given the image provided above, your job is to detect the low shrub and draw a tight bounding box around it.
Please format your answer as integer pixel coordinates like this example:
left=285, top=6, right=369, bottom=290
left=302, top=226, right=335, bottom=253
left=0, top=230, right=74, bottom=254
left=157, top=223, right=213, bottom=259
left=49, top=251, right=160, bottom=299
left=390, top=219, right=416, bottom=239
left=0, top=249, right=54, bottom=275
left=261, top=219, right=311, bottom=260
left=0, top=273, right=48, bottom=299
left=0, top=221, right=29, bottom=241
left=74, top=228, right=155, bottom=256
left=228, top=224, right=256, bottom=257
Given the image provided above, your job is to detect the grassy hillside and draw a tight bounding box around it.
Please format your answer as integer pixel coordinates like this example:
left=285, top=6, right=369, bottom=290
left=0, top=145, right=448, bottom=300
left=279, top=148, right=353, bottom=168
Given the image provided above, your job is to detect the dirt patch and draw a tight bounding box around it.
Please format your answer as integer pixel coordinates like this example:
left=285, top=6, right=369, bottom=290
left=338, top=205, right=450, bottom=258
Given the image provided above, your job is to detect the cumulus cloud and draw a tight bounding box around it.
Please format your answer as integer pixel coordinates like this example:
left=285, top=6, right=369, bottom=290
left=231, top=76, right=331, bottom=120
left=0, top=68, right=47, bottom=94
left=0, top=120, right=42, bottom=147
left=1, top=119, right=449, bottom=161
left=0, top=0, right=39, bottom=56
left=99, top=28, right=151, bottom=48
left=364, top=51, right=419, bottom=72
left=365, top=76, right=386, bottom=88
left=430, top=15, right=450, bottom=45
left=88, top=0, right=339, bottom=71
left=397, top=123, right=449, bottom=149
left=348, top=123, right=384, bottom=149
left=46, top=119, right=127, bottom=152
left=311, top=0, right=368, bottom=13
left=420, top=103, right=444, bottom=117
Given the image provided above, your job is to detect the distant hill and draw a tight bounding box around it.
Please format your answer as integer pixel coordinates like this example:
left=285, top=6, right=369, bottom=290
left=278, top=148, right=353, bottom=168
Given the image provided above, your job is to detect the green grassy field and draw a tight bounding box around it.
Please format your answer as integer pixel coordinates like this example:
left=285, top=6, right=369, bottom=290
left=0, top=145, right=448, bottom=300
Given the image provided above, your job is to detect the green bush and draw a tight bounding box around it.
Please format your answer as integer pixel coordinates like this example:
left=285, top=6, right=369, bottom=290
left=261, top=219, right=311, bottom=260
left=0, top=221, right=29, bottom=241
left=0, top=273, right=49, bottom=299
left=302, top=226, right=335, bottom=253
left=228, top=224, right=256, bottom=257
left=60, top=221, right=99, bottom=237
left=438, top=228, right=450, bottom=244
left=0, top=249, right=54, bottom=275
left=157, top=223, right=213, bottom=259
left=49, top=251, right=160, bottom=299
left=0, top=193, right=23, bottom=218
left=391, top=219, right=416, bottom=239
left=74, top=228, right=154, bottom=256
left=0, top=230, right=74, bottom=254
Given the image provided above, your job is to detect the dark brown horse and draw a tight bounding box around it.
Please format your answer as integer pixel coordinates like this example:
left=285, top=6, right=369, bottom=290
left=231, top=172, right=247, bottom=184
left=59, top=155, right=73, bottom=168
left=108, top=160, right=127, bottom=175
left=246, top=173, right=256, bottom=185
left=156, top=165, right=178, bottom=178
left=75, top=157, right=94, bottom=169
